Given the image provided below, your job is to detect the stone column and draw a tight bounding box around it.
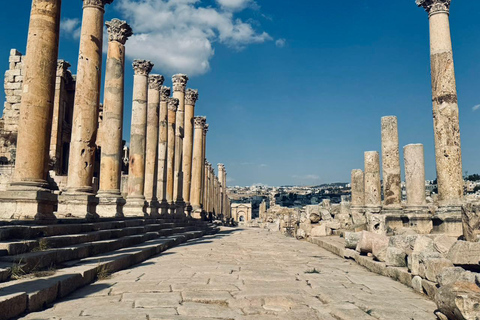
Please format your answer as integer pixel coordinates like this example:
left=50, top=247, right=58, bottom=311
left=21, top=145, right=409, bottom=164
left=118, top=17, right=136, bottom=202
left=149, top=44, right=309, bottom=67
left=203, top=161, right=210, bottom=218
left=200, top=124, right=209, bottom=212
left=59, top=0, right=113, bottom=218
left=190, top=116, right=206, bottom=219
left=144, top=74, right=164, bottom=216
left=218, top=164, right=225, bottom=217
left=124, top=59, right=153, bottom=217
left=166, top=98, right=179, bottom=215
left=157, top=86, right=171, bottom=216
left=97, top=19, right=132, bottom=218
left=404, top=144, right=427, bottom=209
left=381, top=116, right=402, bottom=210
left=172, top=74, right=189, bottom=217
left=182, top=89, right=199, bottom=215
left=0, top=0, right=61, bottom=220
left=417, top=0, right=463, bottom=209
left=364, top=151, right=382, bottom=210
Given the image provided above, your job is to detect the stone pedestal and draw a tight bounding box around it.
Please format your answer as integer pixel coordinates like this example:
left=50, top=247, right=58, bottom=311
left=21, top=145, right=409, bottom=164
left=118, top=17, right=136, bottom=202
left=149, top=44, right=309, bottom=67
left=0, top=0, right=62, bottom=220
left=97, top=19, right=132, bottom=218
left=417, top=0, right=463, bottom=209
left=58, top=193, right=99, bottom=220
left=157, top=87, right=171, bottom=216
left=381, top=116, right=402, bottom=210
left=125, top=59, right=153, bottom=217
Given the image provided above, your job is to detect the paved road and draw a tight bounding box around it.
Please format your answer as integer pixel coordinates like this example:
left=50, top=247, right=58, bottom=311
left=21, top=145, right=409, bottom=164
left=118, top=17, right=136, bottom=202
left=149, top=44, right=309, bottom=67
left=22, top=228, right=438, bottom=320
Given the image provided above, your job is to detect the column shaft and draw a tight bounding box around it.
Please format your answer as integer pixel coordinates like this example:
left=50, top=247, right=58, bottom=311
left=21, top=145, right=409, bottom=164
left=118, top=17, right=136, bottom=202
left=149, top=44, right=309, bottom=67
left=364, top=151, right=381, bottom=208
left=182, top=89, right=198, bottom=208
left=166, top=98, right=179, bottom=210
left=404, top=144, right=427, bottom=208
left=351, top=169, right=365, bottom=207
left=381, top=116, right=402, bottom=208
left=190, top=117, right=206, bottom=213
left=157, top=87, right=171, bottom=213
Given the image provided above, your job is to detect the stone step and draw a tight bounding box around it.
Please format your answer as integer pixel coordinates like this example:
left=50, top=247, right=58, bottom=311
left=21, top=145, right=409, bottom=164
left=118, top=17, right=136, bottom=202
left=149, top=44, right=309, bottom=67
left=0, top=228, right=217, bottom=320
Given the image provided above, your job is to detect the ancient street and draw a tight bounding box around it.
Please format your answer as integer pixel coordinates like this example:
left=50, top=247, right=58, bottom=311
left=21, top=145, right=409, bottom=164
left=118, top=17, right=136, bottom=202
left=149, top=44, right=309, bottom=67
left=21, top=228, right=438, bottom=320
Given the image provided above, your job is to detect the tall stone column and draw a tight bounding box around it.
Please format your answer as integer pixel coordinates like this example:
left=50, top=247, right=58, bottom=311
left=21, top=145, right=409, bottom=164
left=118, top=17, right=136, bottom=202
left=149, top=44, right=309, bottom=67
left=417, top=0, right=463, bottom=209
left=350, top=169, right=366, bottom=225
left=381, top=116, right=402, bottom=210
left=97, top=19, right=132, bottom=218
left=59, top=0, right=113, bottom=219
left=0, top=0, right=62, bottom=220
left=203, top=161, right=210, bottom=218
left=144, top=74, right=164, bottom=216
left=183, top=89, right=199, bottom=215
left=200, top=124, right=209, bottom=212
left=172, top=74, right=189, bottom=217
left=124, top=59, right=153, bottom=217
left=190, top=116, right=206, bottom=219
left=166, top=98, right=179, bottom=215
left=218, top=164, right=225, bottom=217
left=404, top=144, right=427, bottom=209
left=157, top=86, right=171, bottom=216
left=364, top=151, right=382, bottom=210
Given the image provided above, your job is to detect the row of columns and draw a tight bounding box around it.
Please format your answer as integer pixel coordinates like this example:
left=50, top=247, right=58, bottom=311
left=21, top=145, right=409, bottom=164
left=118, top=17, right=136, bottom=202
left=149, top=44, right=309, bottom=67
left=0, top=0, right=230, bottom=221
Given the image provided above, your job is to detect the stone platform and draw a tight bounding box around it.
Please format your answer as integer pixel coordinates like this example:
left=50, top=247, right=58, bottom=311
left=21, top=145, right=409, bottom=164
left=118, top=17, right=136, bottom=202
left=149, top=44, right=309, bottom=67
left=19, top=228, right=437, bottom=320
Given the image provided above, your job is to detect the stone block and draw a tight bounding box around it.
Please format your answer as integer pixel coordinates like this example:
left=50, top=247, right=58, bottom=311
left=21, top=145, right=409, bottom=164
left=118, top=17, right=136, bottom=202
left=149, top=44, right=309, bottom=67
left=326, top=220, right=341, bottom=230
left=437, top=267, right=478, bottom=287
left=366, top=212, right=385, bottom=234
left=311, top=224, right=329, bottom=237
left=436, top=281, right=480, bottom=320
left=9, top=55, right=21, bottom=63
left=412, top=275, right=423, bottom=293
left=10, top=49, right=22, bottom=56
left=355, top=231, right=388, bottom=254
left=372, top=235, right=389, bottom=262
left=447, top=241, right=480, bottom=267
left=4, top=82, right=21, bottom=90
left=344, top=232, right=361, bottom=249
left=420, top=257, right=454, bottom=282
left=385, top=247, right=407, bottom=267
left=0, top=293, right=27, bottom=320
left=462, top=202, right=480, bottom=242
left=320, top=209, right=333, bottom=221
left=433, top=235, right=457, bottom=256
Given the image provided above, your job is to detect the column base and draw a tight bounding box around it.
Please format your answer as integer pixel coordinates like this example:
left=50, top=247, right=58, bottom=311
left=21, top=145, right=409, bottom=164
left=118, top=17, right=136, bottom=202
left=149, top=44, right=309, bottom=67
left=191, top=207, right=203, bottom=220
left=366, top=212, right=386, bottom=235
left=124, top=196, right=147, bottom=217
left=146, top=199, right=160, bottom=218
left=185, top=203, right=193, bottom=217
left=350, top=205, right=366, bottom=226
left=433, top=205, right=463, bottom=237
left=175, top=201, right=186, bottom=219
left=96, top=192, right=126, bottom=218
left=57, top=192, right=99, bottom=220
left=0, top=187, right=57, bottom=221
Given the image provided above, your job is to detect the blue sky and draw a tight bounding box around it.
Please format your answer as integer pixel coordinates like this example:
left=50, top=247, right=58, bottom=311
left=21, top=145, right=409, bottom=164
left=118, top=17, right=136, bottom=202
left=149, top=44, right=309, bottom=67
left=1, top=0, right=479, bottom=187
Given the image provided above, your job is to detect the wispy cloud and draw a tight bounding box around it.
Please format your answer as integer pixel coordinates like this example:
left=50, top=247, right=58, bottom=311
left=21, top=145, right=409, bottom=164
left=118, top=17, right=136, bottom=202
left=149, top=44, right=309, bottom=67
left=60, top=18, right=81, bottom=39
left=226, top=177, right=235, bottom=183
left=292, top=174, right=320, bottom=180
left=275, top=38, right=286, bottom=48
left=472, top=104, right=480, bottom=112
left=116, top=0, right=272, bottom=76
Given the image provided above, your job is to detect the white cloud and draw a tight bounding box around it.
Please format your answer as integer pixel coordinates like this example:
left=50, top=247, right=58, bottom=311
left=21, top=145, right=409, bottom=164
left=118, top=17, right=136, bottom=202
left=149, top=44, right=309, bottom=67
left=116, top=0, right=272, bottom=76
left=472, top=104, right=480, bottom=112
left=275, top=38, right=286, bottom=48
left=226, top=177, right=236, bottom=183
left=60, top=18, right=81, bottom=39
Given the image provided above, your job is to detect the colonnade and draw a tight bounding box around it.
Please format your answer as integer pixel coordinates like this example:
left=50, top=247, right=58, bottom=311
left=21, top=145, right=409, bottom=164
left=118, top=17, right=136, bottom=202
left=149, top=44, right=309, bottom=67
left=0, top=0, right=230, bottom=221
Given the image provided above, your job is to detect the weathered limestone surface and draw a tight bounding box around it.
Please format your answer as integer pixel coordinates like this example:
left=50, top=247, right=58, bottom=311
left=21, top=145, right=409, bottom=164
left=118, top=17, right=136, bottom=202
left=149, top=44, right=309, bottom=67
left=156, top=86, right=171, bottom=215
left=166, top=98, right=179, bottom=214
left=20, top=229, right=438, bottom=320
left=125, top=59, right=153, bottom=217
left=182, top=89, right=198, bottom=210
left=144, top=75, right=164, bottom=207
left=201, top=125, right=209, bottom=211
left=404, top=144, right=427, bottom=209
left=381, top=116, right=402, bottom=209
left=461, top=202, right=480, bottom=242
left=190, top=116, right=206, bottom=218
left=364, top=151, right=381, bottom=209
left=417, top=0, right=463, bottom=208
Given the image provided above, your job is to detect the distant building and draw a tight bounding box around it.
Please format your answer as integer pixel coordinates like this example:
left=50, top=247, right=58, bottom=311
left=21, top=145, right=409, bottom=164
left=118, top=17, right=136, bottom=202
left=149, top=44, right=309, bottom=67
left=231, top=203, right=252, bottom=223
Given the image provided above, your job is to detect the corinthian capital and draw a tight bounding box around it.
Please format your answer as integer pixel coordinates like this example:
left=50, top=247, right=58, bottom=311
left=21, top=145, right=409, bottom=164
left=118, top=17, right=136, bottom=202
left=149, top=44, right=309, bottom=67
left=203, top=123, right=209, bottom=135
left=194, top=116, right=206, bottom=129
left=57, top=60, right=71, bottom=77
left=133, top=59, right=153, bottom=76
left=218, top=163, right=225, bottom=171
left=172, top=74, right=189, bottom=92
left=106, top=19, right=133, bottom=45
left=148, top=74, right=165, bottom=90
left=185, top=89, right=199, bottom=105
left=416, top=0, right=450, bottom=16
left=83, top=0, right=114, bottom=10
left=167, top=98, right=179, bottom=112
left=161, top=86, right=171, bottom=101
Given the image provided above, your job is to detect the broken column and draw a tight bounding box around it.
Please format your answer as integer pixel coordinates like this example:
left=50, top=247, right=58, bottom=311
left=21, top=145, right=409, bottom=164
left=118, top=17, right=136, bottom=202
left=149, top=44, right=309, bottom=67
left=124, top=59, right=153, bottom=217
left=350, top=169, right=366, bottom=226
left=156, top=86, right=171, bottom=216
left=190, top=116, right=206, bottom=219
left=0, top=0, right=62, bottom=220
left=172, top=74, right=189, bottom=217
left=404, top=144, right=427, bottom=210
left=59, top=0, right=113, bottom=218
left=182, top=89, right=199, bottom=216
left=97, top=19, right=132, bottom=218
left=381, top=116, right=402, bottom=211
left=166, top=98, right=179, bottom=215
left=416, top=0, right=463, bottom=210
left=364, top=151, right=384, bottom=233
left=144, top=74, right=164, bottom=216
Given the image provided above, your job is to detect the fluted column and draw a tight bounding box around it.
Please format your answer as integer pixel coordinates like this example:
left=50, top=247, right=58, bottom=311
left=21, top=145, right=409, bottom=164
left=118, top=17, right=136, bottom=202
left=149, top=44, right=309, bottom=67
left=417, top=0, right=463, bottom=209
left=157, top=86, right=171, bottom=216
left=0, top=0, right=62, bottom=220
left=183, top=89, right=199, bottom=215
left=144, top=74, right=164, bottom=216
left=124, top=59, right=153, bottom=217
left=404, top=144, right=427, bottom=209
left=172, top=74, right=189, bottom=217
left=190, top=117, right=206, bottom=218
left=364, top=151, right=381, bottom=210
left=381, top=116, right=402, bottom=210
left=166, top=98, right=179, bottom=215
left=97, top=19, right=132, bottom=217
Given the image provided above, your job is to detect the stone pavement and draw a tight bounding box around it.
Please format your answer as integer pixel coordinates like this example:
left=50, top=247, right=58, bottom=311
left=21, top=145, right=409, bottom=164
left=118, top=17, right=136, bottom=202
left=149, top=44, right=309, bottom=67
left=21, top=228, right=438, bottom=320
